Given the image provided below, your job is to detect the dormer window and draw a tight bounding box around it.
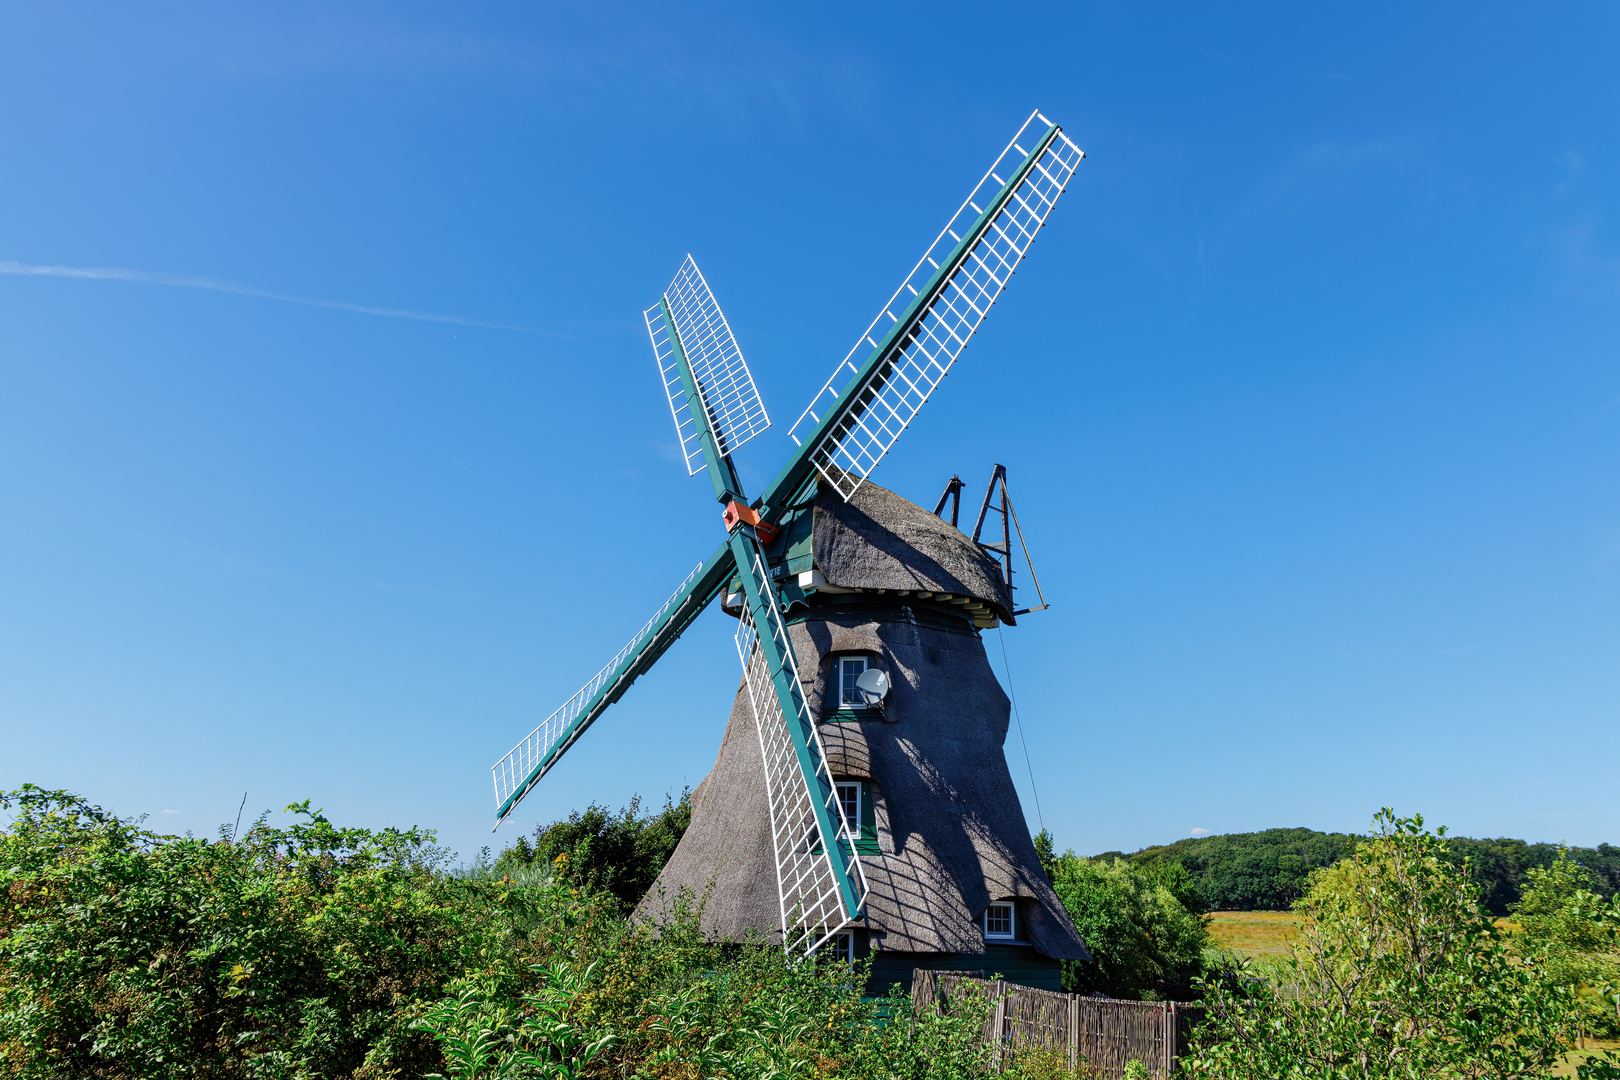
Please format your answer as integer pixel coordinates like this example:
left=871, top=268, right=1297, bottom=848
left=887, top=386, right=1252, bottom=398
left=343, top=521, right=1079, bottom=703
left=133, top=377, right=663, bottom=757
left=836, top=781, right=861, bottom=839
left=836, top=656, right=872, bottom=707
left=984, top=902, right=1015, bottom=940
left=830, top=778, right=879, bottom=855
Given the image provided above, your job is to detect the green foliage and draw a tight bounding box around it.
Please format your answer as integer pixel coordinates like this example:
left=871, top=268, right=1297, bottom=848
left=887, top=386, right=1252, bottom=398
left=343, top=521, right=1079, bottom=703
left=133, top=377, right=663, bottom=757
left=495, top=792, right=691, bottom=915
left=1000, top=1047, right=1099, bottom=1079
left=1184, top=809, right=1580, bottom=1080
left=1110, top=828, right=1361, bottom=912
left=1446, top=836, right=1620, bottom=916
left=1110, top=827, right=1620, bottom=915
left=1511, top=849, right=1620, bottom=1038
left=1046, top=851, right=1208, bottom=1000
left=413, top=963, right=616, bottom=1080
left=0, top=784, right=1006, bottom=1079
left=0, top=784, right=512, bottom=1078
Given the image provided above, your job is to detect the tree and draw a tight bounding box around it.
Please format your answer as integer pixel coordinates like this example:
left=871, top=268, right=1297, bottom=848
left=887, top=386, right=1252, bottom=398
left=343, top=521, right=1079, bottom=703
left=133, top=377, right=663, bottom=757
left=1512, top=849, right=1620, bottom=1039
left=1186, top=809, right=1578, bottom=1080
left=493, top=790, right=690, bottom=914
left=1047, top=852, right=1208, bottom=1000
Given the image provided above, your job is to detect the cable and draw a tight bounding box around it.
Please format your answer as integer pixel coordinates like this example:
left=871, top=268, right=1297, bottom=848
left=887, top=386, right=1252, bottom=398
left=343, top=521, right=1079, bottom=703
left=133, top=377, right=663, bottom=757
left=996, top=625, right=1044, bottom=833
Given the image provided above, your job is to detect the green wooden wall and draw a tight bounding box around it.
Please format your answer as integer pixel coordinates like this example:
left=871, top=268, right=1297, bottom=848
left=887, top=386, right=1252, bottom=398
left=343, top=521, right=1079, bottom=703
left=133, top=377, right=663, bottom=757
left=867, top=943, right=1062, bottom=996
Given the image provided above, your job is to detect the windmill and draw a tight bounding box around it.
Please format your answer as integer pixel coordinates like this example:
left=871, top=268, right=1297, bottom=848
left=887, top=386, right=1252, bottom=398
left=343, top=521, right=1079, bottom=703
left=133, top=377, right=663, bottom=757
left=491, top=110, right=1088, bottom=980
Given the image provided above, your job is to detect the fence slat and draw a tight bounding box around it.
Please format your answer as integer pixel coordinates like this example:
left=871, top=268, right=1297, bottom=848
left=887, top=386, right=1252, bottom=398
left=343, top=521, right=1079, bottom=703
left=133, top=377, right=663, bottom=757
left=914, top=971, right=1204, bottom=1079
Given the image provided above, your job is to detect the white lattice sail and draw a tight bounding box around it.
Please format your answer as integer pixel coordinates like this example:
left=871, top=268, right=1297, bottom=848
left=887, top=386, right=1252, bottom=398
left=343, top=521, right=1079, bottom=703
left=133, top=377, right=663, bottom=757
left=647, top=255, right=771, bottom=476
left=788, top=111, right=1084, bottom=500
left=733, top=550, right=867, bottom=956
left=491, top=561, right=703, bottom=820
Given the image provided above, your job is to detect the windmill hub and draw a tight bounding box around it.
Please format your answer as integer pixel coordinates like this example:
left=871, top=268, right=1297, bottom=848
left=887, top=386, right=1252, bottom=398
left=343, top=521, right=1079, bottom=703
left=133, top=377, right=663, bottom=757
left=488, top=109, right=1088, bottom=991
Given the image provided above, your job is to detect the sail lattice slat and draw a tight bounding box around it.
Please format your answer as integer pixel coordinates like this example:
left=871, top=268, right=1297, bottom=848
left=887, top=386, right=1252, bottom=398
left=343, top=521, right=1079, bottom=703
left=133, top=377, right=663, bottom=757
left=491, top=560, right=704, bottom=819
left=648, top=255, right=771, bottom=475
left=645, top=304, right=704, bottom=476
left=787, top=111, right=1084, bottom=500
left=733, top=550, right=867, bottom=956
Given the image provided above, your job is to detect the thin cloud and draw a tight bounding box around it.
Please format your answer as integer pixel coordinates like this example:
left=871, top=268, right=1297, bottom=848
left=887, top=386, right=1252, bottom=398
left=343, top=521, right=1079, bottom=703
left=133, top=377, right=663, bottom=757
left=161, top=809, right=181, bottom=814
left=0, top=259, right=549, bottom=334
left=1190, top=827, right=1212, bottom=837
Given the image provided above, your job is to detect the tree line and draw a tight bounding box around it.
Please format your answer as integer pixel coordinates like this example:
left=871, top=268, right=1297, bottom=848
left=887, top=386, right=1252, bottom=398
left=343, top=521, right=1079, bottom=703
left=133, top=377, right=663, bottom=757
left=1094, top=826, right=1620, bottom=915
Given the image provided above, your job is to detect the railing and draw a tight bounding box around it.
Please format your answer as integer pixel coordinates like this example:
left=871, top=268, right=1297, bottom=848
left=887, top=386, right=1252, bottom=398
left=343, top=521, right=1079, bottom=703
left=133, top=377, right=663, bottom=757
left=911, top=970, right=1204, bottom=1079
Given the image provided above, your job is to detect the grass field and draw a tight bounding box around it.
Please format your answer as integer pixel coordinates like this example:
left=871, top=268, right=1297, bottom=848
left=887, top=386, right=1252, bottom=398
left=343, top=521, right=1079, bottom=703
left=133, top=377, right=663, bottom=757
left=1554, top=1038, right=1619, bottom=1077
left=1207, top=910, right=1300, bottom=959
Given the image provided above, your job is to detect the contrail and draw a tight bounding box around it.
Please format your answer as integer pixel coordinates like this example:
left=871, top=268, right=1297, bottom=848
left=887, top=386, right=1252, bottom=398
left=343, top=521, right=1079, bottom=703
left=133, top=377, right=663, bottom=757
left=0, top=259, right=545, bottom=334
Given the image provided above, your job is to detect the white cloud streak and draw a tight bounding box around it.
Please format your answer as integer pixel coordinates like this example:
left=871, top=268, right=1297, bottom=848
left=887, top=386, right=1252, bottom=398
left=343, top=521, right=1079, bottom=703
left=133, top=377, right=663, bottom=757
left=0, top=259, right=545, bottom=334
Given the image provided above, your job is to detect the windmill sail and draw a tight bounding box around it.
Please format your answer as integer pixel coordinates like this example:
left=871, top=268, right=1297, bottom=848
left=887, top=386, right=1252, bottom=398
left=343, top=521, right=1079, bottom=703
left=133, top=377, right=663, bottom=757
left=647, top=256, right=771, bottom=476
left=732, top=547, right=868, bottom=954
left=490, top=542, right=735, bottom=826
left=780, top=111, right=1084, bottom=503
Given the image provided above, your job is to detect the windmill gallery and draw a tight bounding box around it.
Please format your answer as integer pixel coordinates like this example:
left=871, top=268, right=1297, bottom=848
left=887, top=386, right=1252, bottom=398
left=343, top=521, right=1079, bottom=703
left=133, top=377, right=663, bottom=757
left=490, top=111, right=1087, bottom=994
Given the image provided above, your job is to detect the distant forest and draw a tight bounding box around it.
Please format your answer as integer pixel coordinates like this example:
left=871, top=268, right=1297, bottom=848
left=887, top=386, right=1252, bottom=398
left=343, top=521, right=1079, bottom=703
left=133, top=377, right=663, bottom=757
left=1093, top=827, right=1620, bottom=915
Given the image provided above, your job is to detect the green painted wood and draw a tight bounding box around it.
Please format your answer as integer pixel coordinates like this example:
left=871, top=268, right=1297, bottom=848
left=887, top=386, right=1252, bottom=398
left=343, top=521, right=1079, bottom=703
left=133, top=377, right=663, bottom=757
left=756, top=123, right=1063, bottom=517
left=727, top=526, right=863, bottom=920
left=664, top=287, right=863, bottom=925
left=494, top=538, right=734, bottom=823
left=856, top=779, right=878, bottom=855
left=868, top=945, right=1063, bottom=996
left=660, top=297, right=746, bottom=506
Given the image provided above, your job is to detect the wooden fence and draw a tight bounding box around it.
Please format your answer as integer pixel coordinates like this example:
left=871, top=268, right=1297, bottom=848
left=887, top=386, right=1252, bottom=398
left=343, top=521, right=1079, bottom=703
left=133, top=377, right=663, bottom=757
left=910, top=970, right=1204, bottom=1079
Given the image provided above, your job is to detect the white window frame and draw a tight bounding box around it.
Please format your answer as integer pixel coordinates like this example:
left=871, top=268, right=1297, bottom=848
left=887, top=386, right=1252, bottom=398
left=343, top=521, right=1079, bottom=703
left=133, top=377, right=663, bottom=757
left=836, top=655, right=871, bottom=707
left=829, top=930, right=854, bottom=963
left=984, top=902, right=1016, bottom=940
left=835, top=781, right=861, bottom=841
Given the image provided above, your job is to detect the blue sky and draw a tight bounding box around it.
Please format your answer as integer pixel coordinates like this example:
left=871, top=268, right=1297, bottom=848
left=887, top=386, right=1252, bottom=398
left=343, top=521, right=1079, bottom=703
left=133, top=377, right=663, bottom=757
left=3, top=3, right=1617, bottom=860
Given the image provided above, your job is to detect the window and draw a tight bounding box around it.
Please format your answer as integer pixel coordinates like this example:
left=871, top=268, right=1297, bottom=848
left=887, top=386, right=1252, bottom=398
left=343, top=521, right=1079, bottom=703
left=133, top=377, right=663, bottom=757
left=828, top=931, right=854, bottom=963
left=984, top=902, right=1015, bottom=940
left=836, top=782, right=860, bottom=839
left=837, top=656, right=871, bottom=707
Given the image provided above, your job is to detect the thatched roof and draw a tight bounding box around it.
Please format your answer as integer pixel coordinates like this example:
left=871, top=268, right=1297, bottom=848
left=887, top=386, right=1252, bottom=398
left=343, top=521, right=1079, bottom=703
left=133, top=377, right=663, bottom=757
left=636, top=481, right=1087, bottom=963
left=812, top=482, right=1017, bottom=625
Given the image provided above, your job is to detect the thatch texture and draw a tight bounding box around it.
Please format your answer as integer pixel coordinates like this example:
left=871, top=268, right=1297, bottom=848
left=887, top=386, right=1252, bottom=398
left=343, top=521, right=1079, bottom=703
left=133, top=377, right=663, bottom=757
left=813, top=482, right=1017, bottom=624
left=636, top=482, right=1087, bottom=964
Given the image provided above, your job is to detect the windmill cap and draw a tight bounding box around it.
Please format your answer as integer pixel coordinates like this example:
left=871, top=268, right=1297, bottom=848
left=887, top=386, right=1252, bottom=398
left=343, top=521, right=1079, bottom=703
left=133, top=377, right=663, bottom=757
left=811, top=481, right=1017, bottom=626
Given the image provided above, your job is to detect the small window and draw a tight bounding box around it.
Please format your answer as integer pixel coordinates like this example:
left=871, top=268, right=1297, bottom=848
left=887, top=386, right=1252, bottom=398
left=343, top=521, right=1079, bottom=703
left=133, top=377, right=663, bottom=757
left=836, top=781, right=860, bottom=839
left=984, top=902, right=1015, bottom=939
left=837, top=656, right=871, bottom=707
left=829, top=930, right=854, bottom=963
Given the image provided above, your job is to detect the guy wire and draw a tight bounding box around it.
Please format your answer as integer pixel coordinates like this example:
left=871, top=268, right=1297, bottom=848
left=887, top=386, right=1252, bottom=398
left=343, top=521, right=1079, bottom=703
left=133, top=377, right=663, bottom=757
left=996, top=625, right=1043, bottom=833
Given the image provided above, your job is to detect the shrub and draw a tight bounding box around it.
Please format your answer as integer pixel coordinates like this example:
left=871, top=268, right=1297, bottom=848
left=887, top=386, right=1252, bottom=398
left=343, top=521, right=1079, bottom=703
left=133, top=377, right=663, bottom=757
left=1047, top=853, right=1208, bottom=1000
left=0, top=785, right=1001, bottom=1079
left=1184, top=809, right=1580, bottom=1080
left=1512, top=849, right=1620, bottom=1039
left=493, top=792, right=690, bottom=914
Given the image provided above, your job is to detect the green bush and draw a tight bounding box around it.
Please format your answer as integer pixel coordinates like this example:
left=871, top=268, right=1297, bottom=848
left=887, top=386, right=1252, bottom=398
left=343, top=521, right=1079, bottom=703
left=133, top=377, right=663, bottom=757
left=0, top=785, right=1003, bottom=1079
left=1184, top=810, right=1582, bottom=1080
left=1045, top=851, right=1208, bottom=1000
left=493, top=793, right=690, bottom=915
left=0, top=785, right=575, bottom=1078
left=1512, top=849, right=1620, bottom=1039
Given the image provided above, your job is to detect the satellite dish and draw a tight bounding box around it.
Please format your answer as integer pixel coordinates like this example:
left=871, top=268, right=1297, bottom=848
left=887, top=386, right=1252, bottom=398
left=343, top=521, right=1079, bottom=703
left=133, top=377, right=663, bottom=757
left=855, top=667, right=891, bottom=707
